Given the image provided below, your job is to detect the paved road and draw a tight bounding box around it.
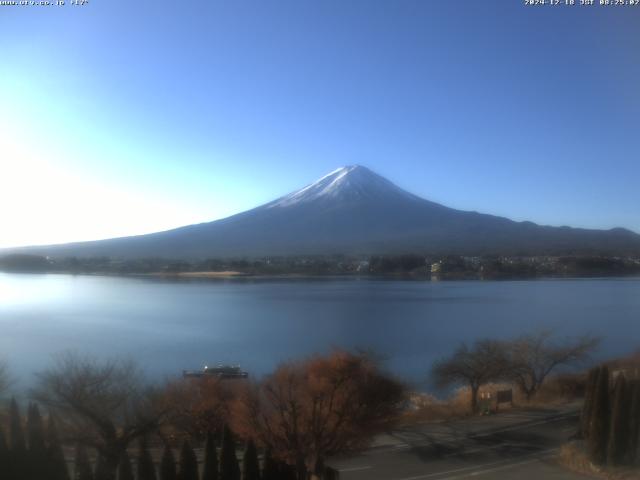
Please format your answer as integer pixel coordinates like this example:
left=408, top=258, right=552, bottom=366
left=329, top=406, right=590, bottom=480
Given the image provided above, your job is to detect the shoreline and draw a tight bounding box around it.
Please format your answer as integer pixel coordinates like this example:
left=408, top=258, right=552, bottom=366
left=1, top=269, right=640, bottom=282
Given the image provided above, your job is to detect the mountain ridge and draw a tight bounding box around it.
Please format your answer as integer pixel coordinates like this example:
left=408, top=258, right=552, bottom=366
left=5, top=165, right=640, bottom=259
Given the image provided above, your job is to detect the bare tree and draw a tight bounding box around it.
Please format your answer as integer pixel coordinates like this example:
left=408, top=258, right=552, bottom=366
left=31, top=352, right=166, bottom=480
left=506, top=331, right=599, bottom=401
left=233, top=350, right=406, bottom=480
left=432, top=339, right=509, bottom=413
left=160, top=375, right=240, bottom=440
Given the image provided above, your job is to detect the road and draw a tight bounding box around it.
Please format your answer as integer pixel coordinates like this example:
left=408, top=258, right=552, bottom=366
left=329, top=405, right=590, bottom=480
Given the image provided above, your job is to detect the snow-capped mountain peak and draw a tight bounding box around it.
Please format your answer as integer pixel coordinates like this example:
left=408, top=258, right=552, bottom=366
left=268, top=165, right=414, bottom=208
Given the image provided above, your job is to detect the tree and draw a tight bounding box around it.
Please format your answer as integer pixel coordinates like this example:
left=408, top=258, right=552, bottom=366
left=607, top=374, right=631, bottom=466
left=95, top=454, right=111, bottom=480
left=159, top=444, right=177, bottom=480
left=161, top=377, right=238, bottom=441
left=260, top=448, right=278, bottom=480
left=0, top=427, right=9, bottom=479
left=201, top=431, right=218, bottom=480
left=580, top=367, right=600, bottom=439
left=27, top=403, right=47, bottom=480
left=219, top=425, right=240, bottom=480
left=628, top=380, right=640, bottom=464
left=33, top=353, right=165, bottom=479
left=8, top=398, right=26, bottom=480
left=179, top=440, right=199, bottom=480
left=27, top=403, right=46, bottom=452
left=234, top=350, right=405, bottom=479
left=74, top=443, right=94, bottom=480
left=9, top=398, right=26, bottom=452
left=275, top=461, right=296, bottom=480
left=323, top=466, right=339, bottom=480
left=137, top=438, right=157, bottom=480
left=47, top=414, right=71, bottom=480
left=432, top=340, right=508, bottom=413
left=117, top=451, right=135, bottom=480
left=242, top=439, right=260, bottom=480
left=507, top=332, right=599, bottom=401
left=588, top=365, right=610, bottom=465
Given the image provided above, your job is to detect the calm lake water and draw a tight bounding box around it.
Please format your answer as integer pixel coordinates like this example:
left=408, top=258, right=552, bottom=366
left=1, top=273, right=639, bottom=391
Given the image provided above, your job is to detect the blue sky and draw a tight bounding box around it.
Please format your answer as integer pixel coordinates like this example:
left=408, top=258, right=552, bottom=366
left=1, top=0, right=639, bottom=247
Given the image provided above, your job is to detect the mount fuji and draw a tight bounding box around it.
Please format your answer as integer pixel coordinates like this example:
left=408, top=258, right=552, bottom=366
left=8, top=165, right=640, bottom=258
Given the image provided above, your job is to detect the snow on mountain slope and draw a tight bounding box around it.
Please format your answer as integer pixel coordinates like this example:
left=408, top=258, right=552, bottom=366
left=267, top=165, right=419, bottom=208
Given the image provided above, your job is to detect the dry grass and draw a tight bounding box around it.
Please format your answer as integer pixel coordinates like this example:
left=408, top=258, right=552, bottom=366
left=403, top=374, right=586, bottom=424
left=558, top=442, right=640, bottom=480
left=402, top=391, right=469, bottom=423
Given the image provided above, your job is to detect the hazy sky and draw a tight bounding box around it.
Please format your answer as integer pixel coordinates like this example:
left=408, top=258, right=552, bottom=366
left=1, top=1, right=639, bottom=248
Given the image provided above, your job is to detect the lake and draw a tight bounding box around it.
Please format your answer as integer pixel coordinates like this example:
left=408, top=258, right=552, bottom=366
left=1, top=273, right=639, bottom=392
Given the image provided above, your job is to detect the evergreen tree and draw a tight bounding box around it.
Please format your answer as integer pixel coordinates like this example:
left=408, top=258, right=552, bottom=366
left=8, top=399, right=29, bottom=480
left=27, top=403, right=47, bottom=480
left=260, top=448, right=278, bottom=480
left=74, top=444, right=94, bottom=480
left=607, top=374, right=631, bottom=466
left=137, top=438, right=157, bottom=480
left=159, top=444, right=177, bottom=480
left=627, top=380, right=640, bottom=464
left=201, top=432, right=218, bottom=480
left=9, top=399, right=26, bottom=452
left=219, top=425, right=240, bottom=480
left=27, top=403, right=46, bottom=453
left=179, top=439, right=199, bottom=480
left=580, top=367, right=599, bottom=439
left=0, top=427, right=9, bottom=479
left=94, top=454, right=111, bottom=480
left=323, top=466, right=339, bottom=480
left=117, top=451, right=135, bottom=480
left=276, top=461, right=296, bottom=480
left=48, top=414, right=71, bottom=480
left=242, top=440, right=260, bottom=480
left=312, top=457, right=324, bottom=480
left=588, top=365, right=611, bottom=465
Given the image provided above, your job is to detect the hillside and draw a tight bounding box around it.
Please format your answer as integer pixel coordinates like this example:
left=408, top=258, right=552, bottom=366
left=6, top=166, right=640, bottom=259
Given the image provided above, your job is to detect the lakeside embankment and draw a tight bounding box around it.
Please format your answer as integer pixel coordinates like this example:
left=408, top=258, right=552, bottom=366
left=2, top=252, right=640, bottom=280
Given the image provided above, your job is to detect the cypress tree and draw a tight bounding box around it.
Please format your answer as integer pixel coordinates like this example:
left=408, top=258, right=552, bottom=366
left=27, top=403, right=47, bottom=480
left=74, top=444, right=94, bottom=480
left=27, top=403, right=46, bottom=453
left=94, top=454, right=110, bottom=480
left=219, top=426, right=240, bottom=480
left=323, top=466, right=339, bottom=480
left=201, top=432, right=218, bottom=480
left=311, top=457, right=324, bottom=480
left=580, top=367, right=599, bottom=439
left=588, top=365, right=611, bottom=465
left=8, top=398, right=26, bottom=480
left=117, top=451, right=135, bottom=480
left=137, top=438, right=157, bottom=480
left=179, top=439, right=199, bottom=480
left=159, top=444, right=177, bottom=480
left=276, top=461, right=296, bottom=480
left=47, top=414, right=70, bottom=480
left=607, top=374, right=631, bottom=466
left=242, top=440, right=260, bottom=480
left=626, top=380, right=640, bottom=464
left=260, top=448, right=278, bottom=480
left=0, top=427, right=9, bottom=478
left=9, top=398, right=26, bottom=452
